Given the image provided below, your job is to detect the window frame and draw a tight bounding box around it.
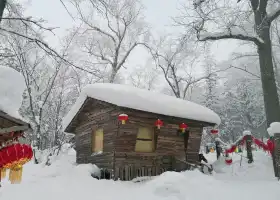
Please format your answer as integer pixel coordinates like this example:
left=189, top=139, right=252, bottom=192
left=91, top=128, right=104, bottom=153
left=135, top=126, right=157, bottom=153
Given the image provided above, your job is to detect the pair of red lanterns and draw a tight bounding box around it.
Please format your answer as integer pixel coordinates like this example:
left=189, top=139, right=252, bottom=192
left=118, top=114, right=188, bottom=132
left=0, top=143, right=33, bottom=184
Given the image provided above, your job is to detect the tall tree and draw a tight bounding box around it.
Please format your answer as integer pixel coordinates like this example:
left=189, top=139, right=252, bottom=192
left=177, top=0, right=280, bottom=127
left=72, top=0, right=149, bottom=83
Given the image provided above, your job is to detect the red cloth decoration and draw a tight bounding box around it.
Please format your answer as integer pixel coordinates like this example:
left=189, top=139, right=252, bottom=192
left=211, top=129, right=219, bottom=134
left=267, top=139, right=275, bottom=154
left=225, top=145, right=237, bottom=154
left=0, top=144, right=33, bottom=169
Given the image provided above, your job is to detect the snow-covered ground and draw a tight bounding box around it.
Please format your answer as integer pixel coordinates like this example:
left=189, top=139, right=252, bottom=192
left=1, top=147, right=279, bottom=200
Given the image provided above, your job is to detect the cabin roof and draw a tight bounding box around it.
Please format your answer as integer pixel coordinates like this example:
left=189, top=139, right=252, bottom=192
left=0, top=110, right=30, bottom=127
left=63, top=83, right=221, bottom=132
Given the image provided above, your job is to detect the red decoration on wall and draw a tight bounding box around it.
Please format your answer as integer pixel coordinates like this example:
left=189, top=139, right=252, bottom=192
left=179, top=123, right=188, bottom=133
left=155, top=119, right=163, bottom=129
left=118, top=114, right=128, bottom=124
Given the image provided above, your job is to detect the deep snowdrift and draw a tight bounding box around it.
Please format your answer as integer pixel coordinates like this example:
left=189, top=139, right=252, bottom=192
left=1, top=147, right=279, bottom=200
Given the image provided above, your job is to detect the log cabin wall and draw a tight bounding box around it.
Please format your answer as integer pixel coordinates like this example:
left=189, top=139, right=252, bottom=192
left=73, top=98, right=120, bottom=171
left=114, top=108, right=207, bottom=179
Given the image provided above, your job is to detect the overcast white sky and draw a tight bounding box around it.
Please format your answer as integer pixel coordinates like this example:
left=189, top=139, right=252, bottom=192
left=18, top=0, right=250, bottom=77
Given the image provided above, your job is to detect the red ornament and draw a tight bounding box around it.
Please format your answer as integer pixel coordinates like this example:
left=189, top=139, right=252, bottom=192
left=211, top=129, right=219, bottom=134
left=225, top=157, right=232, bottom=165
left=155, top=119, right=163, bottom=129
left=118, top=114, right=128, bottom=124
left=179, top=123, right=188, bottom=133
left=0, top=143, right=33, bottom=184
left=0, top=144, right=33, bottom=169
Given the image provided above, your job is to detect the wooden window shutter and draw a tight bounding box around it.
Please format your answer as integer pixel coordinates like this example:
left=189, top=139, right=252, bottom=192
left=92, top=128, right=104, bottom=153
left=135, top=127, right=154, bottom=152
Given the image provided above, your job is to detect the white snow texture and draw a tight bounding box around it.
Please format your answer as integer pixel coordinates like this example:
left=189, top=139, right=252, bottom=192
left=0, top=65, right=26, bottom=119
left=63, top=83, right=221, bottom=131
left=1, top=147, right=279, bottom=200
left=267, top=122, right=280, bottom=136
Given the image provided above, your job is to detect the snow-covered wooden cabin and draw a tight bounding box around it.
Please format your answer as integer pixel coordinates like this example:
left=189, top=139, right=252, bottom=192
left=63, top=83, right=220, bottom=180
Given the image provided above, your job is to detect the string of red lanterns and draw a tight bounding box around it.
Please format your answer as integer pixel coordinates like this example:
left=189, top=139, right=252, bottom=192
left=117, top=114, right=189, bottom=133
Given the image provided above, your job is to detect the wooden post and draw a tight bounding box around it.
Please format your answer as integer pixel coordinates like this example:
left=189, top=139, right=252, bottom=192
left=271, top=135, right=278, bottom=177
left=215, top=140, right=221, bottom=160
left=245, top=135, right=253, bottom=163
left=112, top=121, right=119, bottom=180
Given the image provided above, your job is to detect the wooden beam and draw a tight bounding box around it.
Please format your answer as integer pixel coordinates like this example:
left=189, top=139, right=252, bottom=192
left=0, top=125, right=30, bottom=134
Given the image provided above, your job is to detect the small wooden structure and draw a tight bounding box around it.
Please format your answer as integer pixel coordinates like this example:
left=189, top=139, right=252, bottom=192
left=0, top=110, right=30, bottom=141
left=63, top=83, right=220, bottom=180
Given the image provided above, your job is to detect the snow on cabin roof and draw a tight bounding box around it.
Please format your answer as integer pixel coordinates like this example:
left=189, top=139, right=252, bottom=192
left=62, top=83, right=221, bottom=132
left=0, top=65, right=28, bottom=124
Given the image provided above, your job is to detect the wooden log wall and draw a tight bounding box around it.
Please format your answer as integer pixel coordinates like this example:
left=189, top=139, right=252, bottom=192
left=74, top=99, right=119, bottom=170
left=114, top=108, right=204, bottom=179
left=185, top=127, right=203, bottom=162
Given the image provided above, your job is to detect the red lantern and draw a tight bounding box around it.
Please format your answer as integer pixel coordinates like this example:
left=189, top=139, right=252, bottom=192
left=155, top=119, right=163, bottom=129
left=118, top=114, right=128, bottom=124
left=179, top=123, right=188, bottom=133
left=0, top=143, right=33, bottom=184
left=211, top=129, right=219, bottom=134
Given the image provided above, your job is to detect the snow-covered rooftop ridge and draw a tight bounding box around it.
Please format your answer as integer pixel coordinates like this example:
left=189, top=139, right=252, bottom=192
left=63, top=83, right=221, bottom=131
left=0, top=65, right=26, bottom=121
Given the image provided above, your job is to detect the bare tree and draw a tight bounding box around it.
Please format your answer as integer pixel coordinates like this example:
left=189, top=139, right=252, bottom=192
left=0, top=0, right=98, bottom=76
left=147, top=36, right=225, bottom=99
left=71, top=0, right=150, bottom=82
left=177, top=0, right=280, bottom=127
left=129, top=62, right=158, bottom=90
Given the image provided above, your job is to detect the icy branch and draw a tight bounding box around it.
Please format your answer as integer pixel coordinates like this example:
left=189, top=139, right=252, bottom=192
left=267, top=7, right=280, bottom=22
left=199, top=32, right=263, bottom=46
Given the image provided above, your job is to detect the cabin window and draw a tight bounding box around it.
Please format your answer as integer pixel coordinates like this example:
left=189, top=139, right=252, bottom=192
left=92, top=128, right=104, bottom=153
left=135, top=127, right=155, bottom=152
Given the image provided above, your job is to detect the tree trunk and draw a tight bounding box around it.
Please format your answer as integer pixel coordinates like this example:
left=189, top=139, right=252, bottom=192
left=257, top=27, right=280, bottom=127
left=109, top=68, right=117, bottom=83
left=0, top=0, right=6, bottom=23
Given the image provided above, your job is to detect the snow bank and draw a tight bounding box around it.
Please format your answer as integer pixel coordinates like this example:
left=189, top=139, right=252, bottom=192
left=1, top=149, right=280, bottom=200
left=0, top=65, right=26, bottom=119
left=267, top=122, right=280, bottom=136
left=63, top=83, right=221, bottom=131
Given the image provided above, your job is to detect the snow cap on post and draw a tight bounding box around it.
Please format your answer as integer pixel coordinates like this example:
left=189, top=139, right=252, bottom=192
left=243, top=130, right=252, bottom=136
left=267, top=122, right=280, bottom=137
